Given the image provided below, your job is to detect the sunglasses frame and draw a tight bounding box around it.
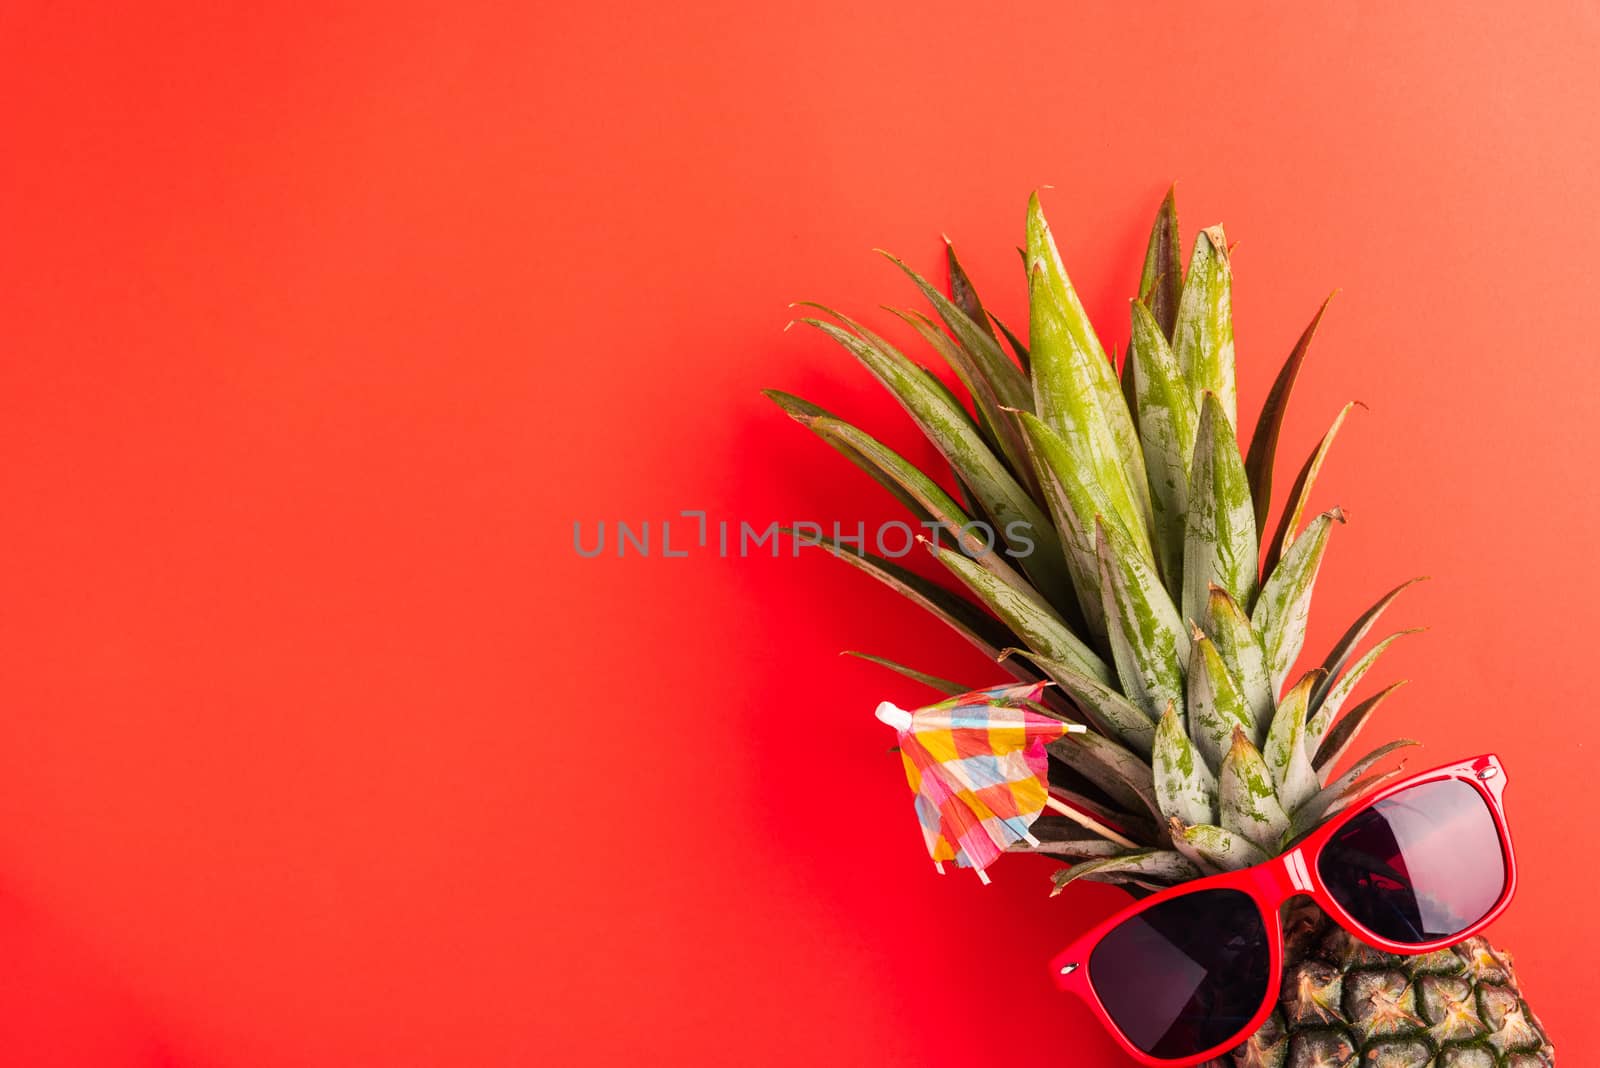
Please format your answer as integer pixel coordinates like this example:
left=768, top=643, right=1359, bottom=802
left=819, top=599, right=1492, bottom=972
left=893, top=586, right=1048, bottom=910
left=1047, top=753, right=1515, bottom=1067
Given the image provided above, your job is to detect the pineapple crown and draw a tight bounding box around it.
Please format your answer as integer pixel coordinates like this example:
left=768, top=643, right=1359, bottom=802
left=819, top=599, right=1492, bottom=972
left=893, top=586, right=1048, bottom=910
left=767, top=188, right=1423, bottom=893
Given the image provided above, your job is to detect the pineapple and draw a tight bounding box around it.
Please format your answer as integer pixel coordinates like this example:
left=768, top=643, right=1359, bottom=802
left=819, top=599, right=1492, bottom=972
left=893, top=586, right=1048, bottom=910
left=767, top=189, right=1555, bottom=1066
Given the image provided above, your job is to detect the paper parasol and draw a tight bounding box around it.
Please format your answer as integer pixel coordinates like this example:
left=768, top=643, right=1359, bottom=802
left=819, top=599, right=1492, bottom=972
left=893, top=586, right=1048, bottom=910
left=875, top=682, right=1085, bottom=883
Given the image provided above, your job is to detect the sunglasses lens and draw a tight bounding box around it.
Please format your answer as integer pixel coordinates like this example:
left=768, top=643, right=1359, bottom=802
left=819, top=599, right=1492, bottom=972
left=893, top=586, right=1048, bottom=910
left=1087, top=888, right=1270, bottom=1060
left=1317, top=777, right=1506, bottom=945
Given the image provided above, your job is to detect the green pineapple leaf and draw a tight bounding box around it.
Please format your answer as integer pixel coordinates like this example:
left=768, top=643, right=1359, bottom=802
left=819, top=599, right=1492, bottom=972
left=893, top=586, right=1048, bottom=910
left=1001, top=648, right=1155, bottom=757
left=1183, top=393, right=1259, bottom=627
left=1050, top=729, right=1164, bottom=826
left=1314, top=680, right=1409, bottom=774
left=1153, top=703, right=1218, bottom=826
left=1129, top=299, right=1198, bottom=592
left=1254, top=507, right=1345, bottom=692
left=1097, top=517, right=1190, bottom=720
left=1138, top=186, right=1183, bottom=340
left=1016, top=411, right=1120, bottom=641
left=1169, top=817, right=1270, bottom=872
left=1117, top=342, right=1137, bottom=440
left=943, top=238, right=1000, bottom=347
left=1035, top=790, right=1151, bottom=851
left=1308, top=630, right=1423, bottom=745
left=1163, top=820, right=1218, bottom=874
left=1326, top=767, right=1410, bottom=821
left=785, top=411, right=1051, bottom=611
left=789, top=301, right=900, bottom=358
left=1025, top=193, right=1154, bottom=543
left=1295, top=738, right=1418, bottom=830
left=840, top=652, right=969, bottom=696
left=1220, top=728, right=1290, bottom=854
left=764, top=390, right=937, bottom=526
left=877, top=261, right=1042, bottom=496
left=909, top=369, right=1011, bottom=531
left=795, top=299, right=984, bottom=447
left=1186, top=628, right=1256, bottom=772
left=886, top=308, right=1027, bottom=475
left=1264, top=671, right=1323, bottom=815
left=922, top=537, right=1112, bottom=684
left=877, top=251, right=1032, bottom=414
left=909, top=366, right=981, bottom=433
left=781, top=529, right=1032, bottom=679
left=1312, top=577, right=1427, bottom=711
left=1263, top=401, right=1359, bottom=576
left=990, top=312, right=1030, bottom=373
left=1244, top=295, right=1334, bottom=536
left=1012, top=824, right=1128, bottom=860
left=1049, top=850, right=1199, bottom=897
left=1172, top=226, right=1236, bottom=425
left=1324, top=738, right=1417, bottom=794
left=798, top=317, right=1072, bottom=602
left=1201, top=585, right=1274, bottom=738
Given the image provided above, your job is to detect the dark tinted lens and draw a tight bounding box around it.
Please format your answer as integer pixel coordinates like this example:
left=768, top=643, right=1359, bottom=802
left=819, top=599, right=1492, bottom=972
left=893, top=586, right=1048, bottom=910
left=1317, top=777, right=1506, bottom=945
left=1088, top=888, right=1270, bottom=1060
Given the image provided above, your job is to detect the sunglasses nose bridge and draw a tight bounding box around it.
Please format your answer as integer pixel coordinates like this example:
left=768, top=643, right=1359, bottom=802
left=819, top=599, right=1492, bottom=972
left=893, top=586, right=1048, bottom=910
left=1252, top=847, right=1312, bottom=905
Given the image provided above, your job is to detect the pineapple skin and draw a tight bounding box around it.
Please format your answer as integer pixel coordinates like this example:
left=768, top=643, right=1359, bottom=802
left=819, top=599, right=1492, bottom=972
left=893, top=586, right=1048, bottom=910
left=1204, top=901, right=1554, bottom=1068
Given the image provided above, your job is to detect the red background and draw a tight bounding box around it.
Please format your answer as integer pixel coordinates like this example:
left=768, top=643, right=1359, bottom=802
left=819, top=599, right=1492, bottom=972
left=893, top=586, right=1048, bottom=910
left=1, top=3, right=1596, bottom=1065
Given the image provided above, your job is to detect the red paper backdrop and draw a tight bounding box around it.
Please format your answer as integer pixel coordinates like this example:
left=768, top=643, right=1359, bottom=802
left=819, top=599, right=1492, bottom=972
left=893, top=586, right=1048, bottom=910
left=1, top=3, right=1596, bottom=1065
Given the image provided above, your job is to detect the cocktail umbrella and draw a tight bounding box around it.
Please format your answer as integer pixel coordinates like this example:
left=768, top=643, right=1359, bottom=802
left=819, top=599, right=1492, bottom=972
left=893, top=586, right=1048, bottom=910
left=875, top=682, right=1088, bottom=883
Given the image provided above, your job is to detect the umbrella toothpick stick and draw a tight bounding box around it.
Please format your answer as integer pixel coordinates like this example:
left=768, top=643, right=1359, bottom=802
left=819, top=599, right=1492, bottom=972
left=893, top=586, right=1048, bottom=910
left=1041, top=796, right=1139, bottom=850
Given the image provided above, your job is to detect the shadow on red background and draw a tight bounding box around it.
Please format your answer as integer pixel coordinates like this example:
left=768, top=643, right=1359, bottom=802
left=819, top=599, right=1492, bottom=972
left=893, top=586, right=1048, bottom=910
left=0, top=883, right=182, bottom=1065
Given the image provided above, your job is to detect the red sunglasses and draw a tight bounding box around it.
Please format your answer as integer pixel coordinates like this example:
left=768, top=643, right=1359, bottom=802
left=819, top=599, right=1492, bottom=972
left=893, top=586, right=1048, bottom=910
left=1048, top=754, right=1515, bottom=1067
